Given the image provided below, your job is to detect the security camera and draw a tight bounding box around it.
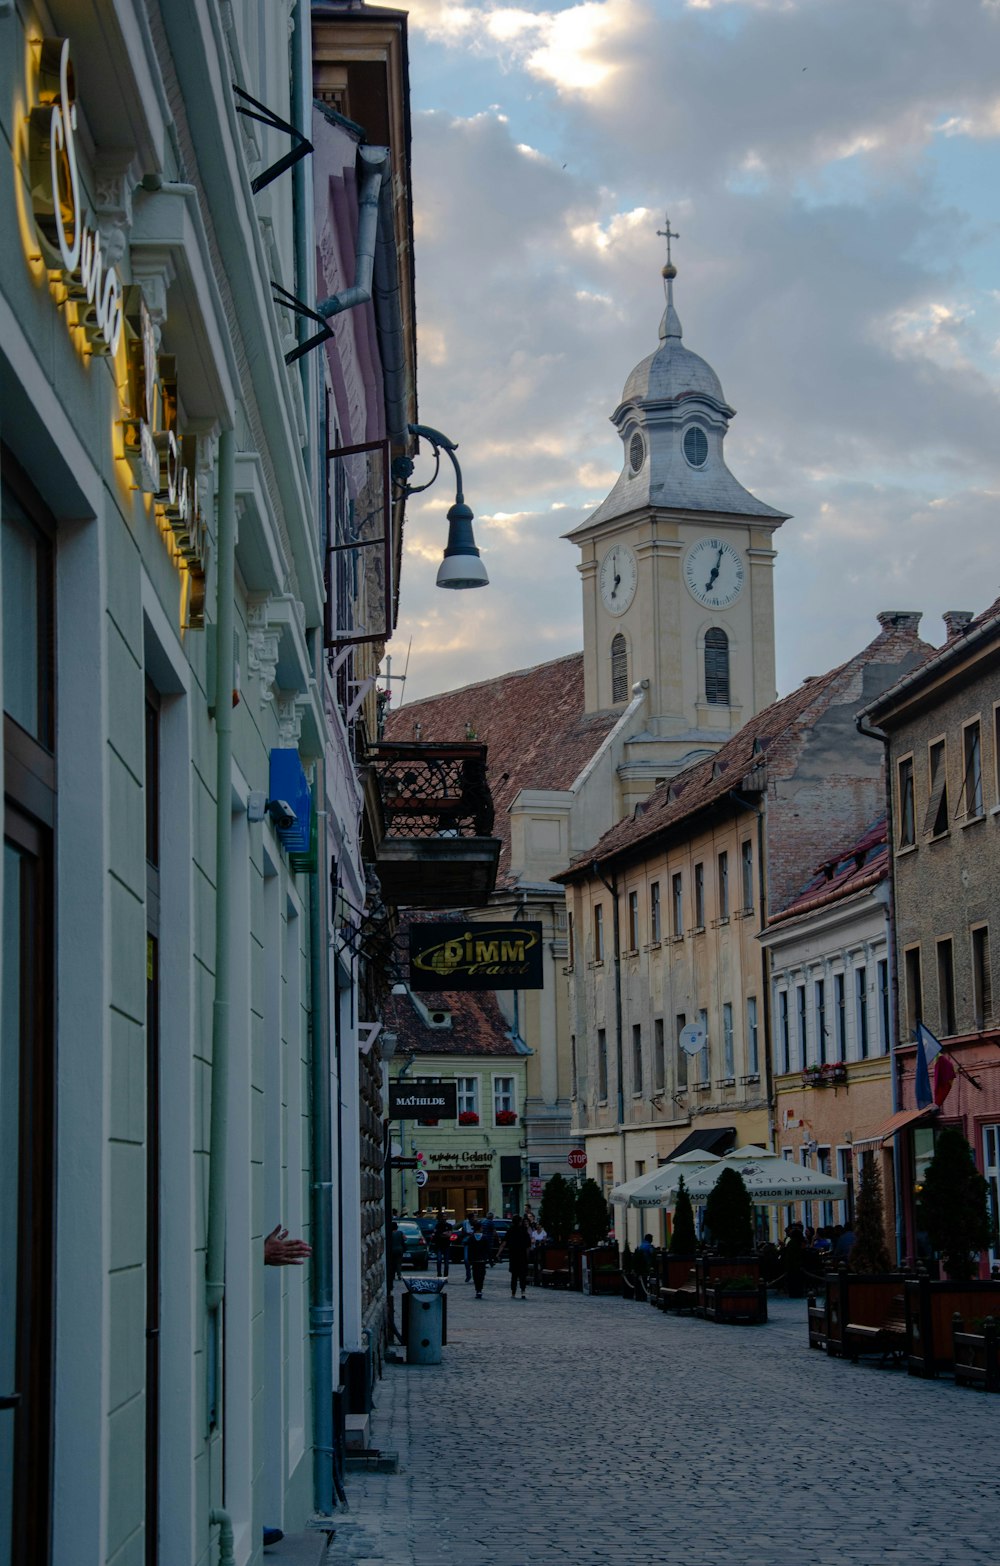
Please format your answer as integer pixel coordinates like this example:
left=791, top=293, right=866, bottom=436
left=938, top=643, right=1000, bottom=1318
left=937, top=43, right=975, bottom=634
left=266, top=798, right=296, bottom=829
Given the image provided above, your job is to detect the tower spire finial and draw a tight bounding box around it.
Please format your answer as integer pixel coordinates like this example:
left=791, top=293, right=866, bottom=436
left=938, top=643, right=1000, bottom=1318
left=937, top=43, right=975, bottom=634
left=655, top=211, right=682, bottom=341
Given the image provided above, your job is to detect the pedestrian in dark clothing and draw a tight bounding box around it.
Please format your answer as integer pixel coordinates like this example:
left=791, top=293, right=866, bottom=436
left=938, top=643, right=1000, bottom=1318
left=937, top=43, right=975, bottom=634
left=469, top=1219, right=491, bottom=1298
left=482, top=1210, right=497, bottom=1265
left=432, top=1212, right=450, bottom=1278
left=498, top=1213, right=530, bottom=1299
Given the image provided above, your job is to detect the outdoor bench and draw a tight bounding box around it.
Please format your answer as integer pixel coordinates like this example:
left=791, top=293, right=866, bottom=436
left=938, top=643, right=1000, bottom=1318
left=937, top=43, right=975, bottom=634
left=844, top=1295, right=907, bottom=1363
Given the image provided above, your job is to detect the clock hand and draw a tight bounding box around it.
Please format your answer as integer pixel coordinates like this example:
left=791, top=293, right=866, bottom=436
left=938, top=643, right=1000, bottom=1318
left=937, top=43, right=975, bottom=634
left=705, top=565, right=720, bottom=592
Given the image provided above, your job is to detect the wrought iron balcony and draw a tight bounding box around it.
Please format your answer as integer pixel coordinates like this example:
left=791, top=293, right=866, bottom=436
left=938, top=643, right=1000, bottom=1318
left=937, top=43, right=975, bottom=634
left=369, top=741, right=500, bottom=908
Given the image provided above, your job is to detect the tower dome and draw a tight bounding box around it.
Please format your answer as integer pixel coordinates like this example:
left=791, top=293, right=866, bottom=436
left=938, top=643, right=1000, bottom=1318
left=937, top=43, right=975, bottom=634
left=572, top=234, right=787, bottom=531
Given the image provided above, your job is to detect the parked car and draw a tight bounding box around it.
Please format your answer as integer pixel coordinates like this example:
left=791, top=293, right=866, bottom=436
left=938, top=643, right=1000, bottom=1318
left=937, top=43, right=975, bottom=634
left=396, top=1219, right=429, bottom=1270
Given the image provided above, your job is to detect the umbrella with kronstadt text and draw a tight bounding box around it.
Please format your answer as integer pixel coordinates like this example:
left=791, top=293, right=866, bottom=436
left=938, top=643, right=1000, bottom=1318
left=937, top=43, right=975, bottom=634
left=609, top=1150, right=722, bottom=1208
left=677, top=1145, right=847, bottom=1205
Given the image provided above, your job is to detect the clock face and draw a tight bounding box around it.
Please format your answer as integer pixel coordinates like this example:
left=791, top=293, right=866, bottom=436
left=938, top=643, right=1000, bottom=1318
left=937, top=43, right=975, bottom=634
left=683, top=537, right=745, bottom=610
left=599, top=543, right=638, bottom=616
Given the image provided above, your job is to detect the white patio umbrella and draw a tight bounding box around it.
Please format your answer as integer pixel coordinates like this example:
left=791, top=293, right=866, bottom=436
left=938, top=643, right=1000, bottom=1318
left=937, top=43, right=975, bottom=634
left=609, top=1150, right=722, bottom=1208
left=677, top=1145, right=847, bottom=1205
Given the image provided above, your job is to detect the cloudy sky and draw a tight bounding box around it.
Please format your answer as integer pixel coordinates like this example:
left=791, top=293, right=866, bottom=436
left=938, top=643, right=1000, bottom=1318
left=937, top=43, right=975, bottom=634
left=379, top=0, right=1000, bottom=707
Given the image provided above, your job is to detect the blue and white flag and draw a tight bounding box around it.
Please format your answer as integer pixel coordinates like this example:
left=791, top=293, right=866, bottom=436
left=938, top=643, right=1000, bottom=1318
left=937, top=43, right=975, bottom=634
left=914, top=1022, right=941, bottom=1109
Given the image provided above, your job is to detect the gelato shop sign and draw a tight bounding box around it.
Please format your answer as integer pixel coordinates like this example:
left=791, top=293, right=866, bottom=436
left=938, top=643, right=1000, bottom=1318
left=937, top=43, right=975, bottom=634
left=29, top=38, right=124, bottom=356
left=409, top=922, right=543, bottom=992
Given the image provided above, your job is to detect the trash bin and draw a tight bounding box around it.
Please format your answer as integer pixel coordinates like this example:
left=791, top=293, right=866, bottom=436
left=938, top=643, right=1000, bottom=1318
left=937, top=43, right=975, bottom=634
left=402, top=1276, right=446, bottom=1365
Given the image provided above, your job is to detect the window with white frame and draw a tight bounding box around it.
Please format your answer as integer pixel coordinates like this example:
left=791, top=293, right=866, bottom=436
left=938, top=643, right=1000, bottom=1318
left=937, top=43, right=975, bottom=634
left=834, top=972, right=846, bottom=1057
left=717, top=852, right=729, bottom=921
left=877, top=958, right=890, bottom=1054
left=672, top=872, right=684, bottom=937
left=493, top=1076, right=515, bottom=1120
left=456, top=1076, right=479, bottom=1117
left=815, top=978, right=827, bottom=1065
left=796, top=984, right=807, bottom=1069
left=627, top=889, right=639, bottom=952
left=779, top=990, right=790, bottom=1074
left=963, top=719, right=984, bottom=819
left=856, top=966, right=869, bottom=1059
left=747, top=996, right=759, bottom=1076
left=650, top=881, right=661, bottom=944
left=722, top=1003, right=734, bottom=1077
left=594, top=902, right=605, bottom=963
left=741, top=838, right=754, bottom=912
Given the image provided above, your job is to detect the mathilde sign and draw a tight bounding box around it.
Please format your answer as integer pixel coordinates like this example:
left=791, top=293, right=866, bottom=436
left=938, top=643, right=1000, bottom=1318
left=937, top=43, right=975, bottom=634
left=388, top=1081, right=458, bottom=1121
left=27, top=38, right=209, bottom=623
left=408, top=923, right=543, bottom=992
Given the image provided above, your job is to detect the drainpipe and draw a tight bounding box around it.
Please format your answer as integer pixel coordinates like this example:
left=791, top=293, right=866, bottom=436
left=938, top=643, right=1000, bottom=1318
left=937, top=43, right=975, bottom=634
left=316, top=147, right=389, bottom=321
left=857, top=713, right=905, bottom=1264
left=592, top=862, right=625, bottom=1211
left=209, top=1509, right=235, bottom=1566
left=206, top=429, right=235, bottom=1321
left=205, top=430, right=235, bottom=1542
left=309, top=772, right=335, bottom=1518
left=291, top=0, right=318, bottom=479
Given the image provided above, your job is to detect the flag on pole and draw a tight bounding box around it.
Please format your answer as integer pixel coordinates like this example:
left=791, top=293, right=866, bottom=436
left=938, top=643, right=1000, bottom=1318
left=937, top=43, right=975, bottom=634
left=933, top=1053, right=957, bottom=1107
left=914, top=1022, right=935, bottom=1109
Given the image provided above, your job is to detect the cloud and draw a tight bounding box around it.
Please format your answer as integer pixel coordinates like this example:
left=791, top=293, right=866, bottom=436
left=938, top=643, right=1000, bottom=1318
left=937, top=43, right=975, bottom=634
left=385, top=2, right=1000, bottom=702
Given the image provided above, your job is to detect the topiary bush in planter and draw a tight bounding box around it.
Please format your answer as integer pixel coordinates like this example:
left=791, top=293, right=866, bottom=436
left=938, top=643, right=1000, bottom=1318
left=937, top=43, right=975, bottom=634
left=918, top=1127, right=991, bottom=1281
left=576, top=1178, right=610, bottom=1249
left=539, top=1171, right=577, bottom=1242
left=703, top=1168, right=753, bottom=1256
left=851, top=1155, right=891, bottom=1274
left=670, top=1176, right=697, bottom=1255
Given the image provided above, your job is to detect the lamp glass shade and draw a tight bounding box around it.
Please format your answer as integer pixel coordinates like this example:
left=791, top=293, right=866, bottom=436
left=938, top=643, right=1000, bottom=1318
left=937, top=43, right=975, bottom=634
left=437, top=553, right=489, bottom=589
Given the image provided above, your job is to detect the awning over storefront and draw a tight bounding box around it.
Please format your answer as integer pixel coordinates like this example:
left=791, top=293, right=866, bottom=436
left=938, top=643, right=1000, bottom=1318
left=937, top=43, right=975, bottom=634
left=665, top=1127, right=736, bottom=1161
left=853, top=1105, right=938, bottom=1154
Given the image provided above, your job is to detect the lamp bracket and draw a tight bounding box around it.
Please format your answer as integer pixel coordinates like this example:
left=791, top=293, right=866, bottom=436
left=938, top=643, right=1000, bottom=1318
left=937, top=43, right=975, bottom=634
left=270, top=281, right=335, bottom=365
left=233, top=84, right=313, bottom=194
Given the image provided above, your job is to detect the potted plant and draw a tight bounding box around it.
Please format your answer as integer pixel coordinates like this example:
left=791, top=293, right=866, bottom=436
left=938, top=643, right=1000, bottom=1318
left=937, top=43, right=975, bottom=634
left=711, top=1273, right=768, bottom=1325
left=458, top=1110, right=479, bottom=1126
left=917, top=1128, right=991, bottom=1280
left=495, top=1109, right=517, bottom=1126
left=703, top=1168, right=754, bottom=1257
left=850, top=1156, right=891, bottom=1274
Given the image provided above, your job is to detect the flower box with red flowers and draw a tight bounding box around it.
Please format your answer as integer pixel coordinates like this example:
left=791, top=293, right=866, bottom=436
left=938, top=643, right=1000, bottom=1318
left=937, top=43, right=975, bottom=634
left=458, top=1110, right=480, bottom=1126
left=495, top=1109, right=517, bottom=1126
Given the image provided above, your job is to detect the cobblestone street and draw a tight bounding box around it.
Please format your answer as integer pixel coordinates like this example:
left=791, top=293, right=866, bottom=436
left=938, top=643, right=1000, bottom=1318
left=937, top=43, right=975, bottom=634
left=324, top=1279, right=998, bottom=1566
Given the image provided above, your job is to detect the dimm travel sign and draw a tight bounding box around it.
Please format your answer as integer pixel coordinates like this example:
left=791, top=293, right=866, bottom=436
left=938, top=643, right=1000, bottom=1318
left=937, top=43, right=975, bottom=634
left=408, top=922, right=544, bottom=992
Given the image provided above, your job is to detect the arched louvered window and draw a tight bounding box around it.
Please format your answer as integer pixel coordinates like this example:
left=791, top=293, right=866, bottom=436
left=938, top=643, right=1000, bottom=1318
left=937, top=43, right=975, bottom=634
left=611, top=633, right=628, bottom=702
left=705, top=628, right=730, bottom=705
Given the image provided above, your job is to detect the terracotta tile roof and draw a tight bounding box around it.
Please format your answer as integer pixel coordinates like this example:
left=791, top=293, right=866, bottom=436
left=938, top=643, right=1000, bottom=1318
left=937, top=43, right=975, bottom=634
left=558, top=616, right=932, bottom=879
left=769, top=818, right=887, bottom=925
left=385, top=985, right=523, bottom=1059
left=383, top=653, right=620, bottom=886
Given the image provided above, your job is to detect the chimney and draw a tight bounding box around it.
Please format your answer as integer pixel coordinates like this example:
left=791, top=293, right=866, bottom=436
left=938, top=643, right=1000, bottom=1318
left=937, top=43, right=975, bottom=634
left=877, top=610, right=922, bottom=635
left=943, top=609, right=973, bottom=639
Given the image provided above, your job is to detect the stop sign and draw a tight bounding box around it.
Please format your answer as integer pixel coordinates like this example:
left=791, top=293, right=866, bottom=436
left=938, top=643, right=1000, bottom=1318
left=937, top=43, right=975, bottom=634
left=567, top=1148, right=587, bottom=1170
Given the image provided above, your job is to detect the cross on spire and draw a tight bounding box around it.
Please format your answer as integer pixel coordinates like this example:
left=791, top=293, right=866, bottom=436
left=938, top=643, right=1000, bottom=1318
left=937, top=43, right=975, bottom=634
left=656, top=213, right=679, bottom=269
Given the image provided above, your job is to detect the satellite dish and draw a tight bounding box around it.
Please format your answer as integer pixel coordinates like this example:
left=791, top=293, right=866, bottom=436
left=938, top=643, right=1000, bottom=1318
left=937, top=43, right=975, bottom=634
left=679, top=1022, right=706, bottom=1057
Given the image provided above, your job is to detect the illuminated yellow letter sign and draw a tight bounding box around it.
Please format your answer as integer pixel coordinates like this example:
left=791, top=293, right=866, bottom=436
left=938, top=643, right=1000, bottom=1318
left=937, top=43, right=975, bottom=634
left=28, top=38, right=124, bottom=357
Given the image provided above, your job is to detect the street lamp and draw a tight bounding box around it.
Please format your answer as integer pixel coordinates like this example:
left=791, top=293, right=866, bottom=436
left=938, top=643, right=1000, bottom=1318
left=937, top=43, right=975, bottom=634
left=393, top=423, right=489, bottom=589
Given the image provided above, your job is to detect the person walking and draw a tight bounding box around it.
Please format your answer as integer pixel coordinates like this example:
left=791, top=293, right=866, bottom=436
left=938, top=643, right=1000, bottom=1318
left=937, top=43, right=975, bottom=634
left=481, top=1210, right=497, bottom=1265
left=469, top=1218, right=491, bottom=1298
left=432, top=1211, right=450, bottom=1278
left=460, top=1213, right=475, bottom=1282
left=498, top=1213, right=531, bottom=1300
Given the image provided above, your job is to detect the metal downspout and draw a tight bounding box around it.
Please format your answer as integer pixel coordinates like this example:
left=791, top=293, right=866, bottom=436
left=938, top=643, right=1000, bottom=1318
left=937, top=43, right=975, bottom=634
left=857, top=713, right=905, bottom=1263
left=309, top=771, right=335, bottom=1518
left=593, top=863, right=625, bottom=1201
left=316, top=149, right=388, bottom=320
left=206, top=429, right=235, bottom=1320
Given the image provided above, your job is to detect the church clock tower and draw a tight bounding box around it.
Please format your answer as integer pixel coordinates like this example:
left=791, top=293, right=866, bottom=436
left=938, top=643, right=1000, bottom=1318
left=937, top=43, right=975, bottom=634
left=567, top=221, right=789, bottom=790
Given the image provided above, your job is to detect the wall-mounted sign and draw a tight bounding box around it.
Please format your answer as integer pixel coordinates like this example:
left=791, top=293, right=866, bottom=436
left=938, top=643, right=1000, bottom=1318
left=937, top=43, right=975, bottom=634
left=426, top=1150, right=495, bottom=1167
left=26, top=38, right=208, bottom=626
left=29, top=39, right=124, bottom=356
left=388, top=1081, right=457, bottom=1121
left=408, top=922, right=543, bottom=992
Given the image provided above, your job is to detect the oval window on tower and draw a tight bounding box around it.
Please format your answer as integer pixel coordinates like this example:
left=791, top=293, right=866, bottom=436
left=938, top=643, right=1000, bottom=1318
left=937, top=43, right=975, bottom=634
left=683, top=426, right=708, bottom=467
left=628, top=432, right=645, bottom=473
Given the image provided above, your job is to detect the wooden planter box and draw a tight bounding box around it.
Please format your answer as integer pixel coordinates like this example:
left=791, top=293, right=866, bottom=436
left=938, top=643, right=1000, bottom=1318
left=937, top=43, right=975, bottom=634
left=581, top=1246, right=621, bottom=1296
left=906, top=1279, right=1000, bottom=1378
left=705, top=1283, right=768, bottom=1325
left=952, top=1315, right=1000, bottom=1392
left=823, top=1272, right=908, bottom=1360
left=657, top=1255, right=697, bottom=1312
left=695, top=1256, right=762, bottom=1313
left=538, top=1242, right=572, bottom=1289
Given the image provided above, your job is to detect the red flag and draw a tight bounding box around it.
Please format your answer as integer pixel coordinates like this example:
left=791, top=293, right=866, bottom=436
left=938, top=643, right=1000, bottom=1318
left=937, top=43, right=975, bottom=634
left=933, top=1053, right=957, bottom=1107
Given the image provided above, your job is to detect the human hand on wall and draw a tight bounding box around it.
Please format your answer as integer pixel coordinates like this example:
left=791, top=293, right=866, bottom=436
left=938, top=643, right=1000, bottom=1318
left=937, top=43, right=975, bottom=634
left=264, top=1224, right=312, bottom=1266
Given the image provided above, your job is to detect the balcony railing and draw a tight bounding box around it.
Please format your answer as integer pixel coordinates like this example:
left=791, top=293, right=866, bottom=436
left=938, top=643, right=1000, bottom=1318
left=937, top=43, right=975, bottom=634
left=368, top=741, right=500, bottom=908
